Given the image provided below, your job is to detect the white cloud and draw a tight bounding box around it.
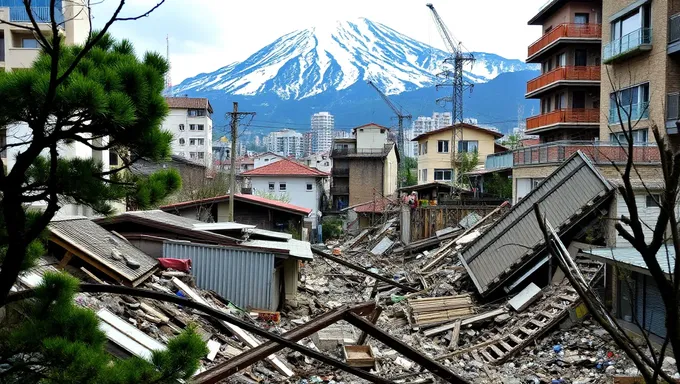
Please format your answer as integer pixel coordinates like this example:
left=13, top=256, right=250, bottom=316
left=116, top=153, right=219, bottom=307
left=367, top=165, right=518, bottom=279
left=92, top=0, right=547, bottom=84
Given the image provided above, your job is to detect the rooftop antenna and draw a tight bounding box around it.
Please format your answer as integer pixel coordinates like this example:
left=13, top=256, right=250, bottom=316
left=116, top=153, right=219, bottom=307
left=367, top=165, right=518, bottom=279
left=166, top=34, right=173, bottom=97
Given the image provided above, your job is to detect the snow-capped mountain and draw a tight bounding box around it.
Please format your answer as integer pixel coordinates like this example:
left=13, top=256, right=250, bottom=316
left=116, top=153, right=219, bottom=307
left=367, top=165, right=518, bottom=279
left=175, top=18, right=535, bottom=100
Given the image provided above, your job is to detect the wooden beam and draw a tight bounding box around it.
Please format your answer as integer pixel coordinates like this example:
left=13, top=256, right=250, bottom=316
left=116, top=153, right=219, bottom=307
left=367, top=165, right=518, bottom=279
left=423, top=308, right=507, bottom=337
left=357, top=306, right=383, bottom=345
left=58, top=252, right=73, bottom=269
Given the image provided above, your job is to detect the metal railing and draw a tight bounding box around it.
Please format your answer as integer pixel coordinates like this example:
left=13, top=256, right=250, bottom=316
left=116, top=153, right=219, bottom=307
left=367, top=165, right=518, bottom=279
left=513, top=140, right=660, bottom=166
left=330, top=185, right=349, bottom=195
left=670, top=14, right=680, bottom=44
left=331, top=168, right=350, bottom=176
left=7, top=6, right=63, bottom=24
left=331, top=147, right=389, bottom=157
left=608, top=102, right=649, bottom=123
left=527, top=66, right=601, bottom=94
left=526, top=108, right=600, bottom=130
left=603, top=28, right=652, bottom=62
left=667, top=93, right=680, bottom=121
left=485, top=152, right=513, bottom=170
left=528, top=23, right=602, bottom=57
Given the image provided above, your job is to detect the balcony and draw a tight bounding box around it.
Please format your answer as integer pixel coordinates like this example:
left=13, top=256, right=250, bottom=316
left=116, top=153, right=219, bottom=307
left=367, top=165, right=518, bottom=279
left=669, top=14, right=680, bottom=55
left=666, top=93, right=679, bottom=134
left=603, top=28, right=652, bottom=64
left=331, top=145, right=391, bottom=158
left=485, top=152, right=513, bottom=170
left=330, top=185, right=349, bottom=195
left=608, top=102, right=649, bottom=125
left=526, top=66, right=601, bottom=97
left=513, top=141, right=660, bottom=166
left=331, top=167, right=349, bottom=177
left=526, top=108, right=600, bottom=133
left=5, top=6, right=64, bottom=25
left=527, top=23, right=602, bottom=62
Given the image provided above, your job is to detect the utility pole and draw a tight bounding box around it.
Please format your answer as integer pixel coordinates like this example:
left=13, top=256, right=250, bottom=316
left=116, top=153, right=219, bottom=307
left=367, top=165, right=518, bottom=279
left=226, top=102, right=255, bottom=221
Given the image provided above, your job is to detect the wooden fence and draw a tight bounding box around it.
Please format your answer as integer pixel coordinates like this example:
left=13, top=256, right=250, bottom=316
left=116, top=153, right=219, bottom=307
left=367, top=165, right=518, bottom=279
left=409, top=204, right=508, bottom=242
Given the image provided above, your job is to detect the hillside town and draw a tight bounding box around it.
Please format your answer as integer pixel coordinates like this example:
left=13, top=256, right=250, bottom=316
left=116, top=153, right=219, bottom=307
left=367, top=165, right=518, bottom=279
left=1, top=0, right=680, bottom=383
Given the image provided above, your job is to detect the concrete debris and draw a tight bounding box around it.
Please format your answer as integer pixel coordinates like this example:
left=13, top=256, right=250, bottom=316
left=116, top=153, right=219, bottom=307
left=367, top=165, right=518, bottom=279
left=508, top=282, right=543, bottom=312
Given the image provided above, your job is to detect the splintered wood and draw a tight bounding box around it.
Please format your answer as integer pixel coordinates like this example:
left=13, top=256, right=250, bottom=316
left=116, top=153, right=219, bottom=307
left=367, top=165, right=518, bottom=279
left=408, top=295, right=475, bottom=326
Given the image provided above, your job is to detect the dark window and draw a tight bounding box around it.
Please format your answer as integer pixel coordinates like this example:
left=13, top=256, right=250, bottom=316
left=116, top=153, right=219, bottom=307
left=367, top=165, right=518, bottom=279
left=575, top=49, right=587, bottom=66
left=189, top=124, right=196, bottom=131
left=22, top=38, right=38, bottom=49
left=197, top=124, right=205, bottom=131
left=458, top=140, right=479, bottom=153
left=109, top=151, right=119, bottom=166
left=179, top=138, right=185, bottom=145
left=434, top=169, right=452, bottom=181
left=573, top=91, right=586, bottom=109
left=279, top=183, right=286, bottom=191
left=437, top=140, right=449, bottom=153
left=179, top=124, right=185, bottom=131
left=306, top=183, right=313, bottom=191
left=574, top=13, right=589, bottom=24
left=646, top=194, right=660, bottom=208
left=268, top=182, right=275, bottom=191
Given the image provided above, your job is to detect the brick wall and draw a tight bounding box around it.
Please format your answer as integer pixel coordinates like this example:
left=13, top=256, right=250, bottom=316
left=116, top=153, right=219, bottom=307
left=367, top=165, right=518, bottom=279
left=348, top=158, right=384, bottom=206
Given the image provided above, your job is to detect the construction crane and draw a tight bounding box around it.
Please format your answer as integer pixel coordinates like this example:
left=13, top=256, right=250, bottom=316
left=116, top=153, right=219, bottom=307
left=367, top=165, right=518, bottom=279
left=426, top=3, right=475, bottom=182
left=367, top=80, right=411, bottom=169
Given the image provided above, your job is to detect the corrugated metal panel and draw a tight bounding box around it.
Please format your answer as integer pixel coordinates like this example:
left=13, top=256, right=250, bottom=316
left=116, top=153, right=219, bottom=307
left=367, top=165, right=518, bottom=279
left=615, top=193, right=660, bottom=247
left=163, top=242, right=275, bottom=310
left=460, top=152, right=613, bottom=296
left=587, top=246, right=675, bottom=275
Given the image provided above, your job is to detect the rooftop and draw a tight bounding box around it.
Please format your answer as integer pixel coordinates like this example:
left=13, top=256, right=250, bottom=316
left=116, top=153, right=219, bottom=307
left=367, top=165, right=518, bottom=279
left=412, top=123, right=504, bottom=142
left=346, top=197, right=397, bottom=214
left=583, top=246, right=675, bottom=277
left=160, top=193, right=313, bottom=216
left=351, top=123, right=390, bottom=132
left=240, top=158, right=329, bottom=178
left=165, top=97, right=213, bottom=113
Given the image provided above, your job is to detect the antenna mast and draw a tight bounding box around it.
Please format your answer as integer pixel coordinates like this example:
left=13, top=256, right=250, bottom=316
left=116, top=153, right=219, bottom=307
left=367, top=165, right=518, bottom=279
left=166, top=34, right=173, bottom=97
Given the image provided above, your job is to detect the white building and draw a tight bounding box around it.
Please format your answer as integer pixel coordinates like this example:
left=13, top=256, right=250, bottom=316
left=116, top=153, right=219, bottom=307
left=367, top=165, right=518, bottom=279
left=162, top=97, right=213, bottom=167
left=311, top=112, right=334, bottom=153
left=433, top=112, right=453, bottom=129
left=300, top=152, right=332, bottom=196
left=241, top=158, right=329, bottom=230
left=263, top=129, right=303, bottom=158
left=333, top=130, right=350, bottom=138
left=406, top=112, right=453, bottom=158
left=253, top=152, right=284, bottom=169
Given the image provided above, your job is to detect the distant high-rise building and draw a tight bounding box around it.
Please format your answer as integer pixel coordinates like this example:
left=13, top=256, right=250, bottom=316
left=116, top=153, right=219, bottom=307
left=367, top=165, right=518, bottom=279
left=254, top=135, right=261, bottom=147
left=263, top=129, right=304, bottom=158
left=406, top=112, right=452, bottom=158
left=432, top=112, right=452, bottom=129
left=311, top=112, right=334, bottom=153
left=303, top=131, right=313, bottom=157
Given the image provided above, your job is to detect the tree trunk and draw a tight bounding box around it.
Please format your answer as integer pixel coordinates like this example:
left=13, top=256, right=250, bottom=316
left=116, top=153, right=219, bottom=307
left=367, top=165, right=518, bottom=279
left=0, top=189, right=29, bottom=306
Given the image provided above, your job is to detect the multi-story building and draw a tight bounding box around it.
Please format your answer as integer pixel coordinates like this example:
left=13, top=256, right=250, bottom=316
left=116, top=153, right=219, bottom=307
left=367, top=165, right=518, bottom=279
left=162, top=97, right=214, bottom=167
left=302, top=131, right=313, bottom=157
left=330, top=123, right=400, bottom=210
left=524, top=0, right=603, bottom=142
left=263, top=129, right=303, bottom=158
left=412, top=123, right=504, bottom=184
left=311, top=112, right=334, bottom=153
left=333, top=130, right=350, bottom=138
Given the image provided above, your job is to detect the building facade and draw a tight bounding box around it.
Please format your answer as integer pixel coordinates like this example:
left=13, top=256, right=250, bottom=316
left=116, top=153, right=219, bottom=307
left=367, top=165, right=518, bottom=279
left=263, top=129, right=303, bottom=158
left=162, top=97, right=214, bottom=167
left=311, top=112, right=334, bottom=153
left=330, top=123, right=400, bottom=210
left=407, top=112, right=454, bottom=158
left=412, top=123, right=504, bottom=184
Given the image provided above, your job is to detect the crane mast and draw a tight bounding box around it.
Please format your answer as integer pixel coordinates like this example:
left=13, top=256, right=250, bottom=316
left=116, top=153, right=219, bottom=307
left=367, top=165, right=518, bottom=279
left=367, top=81, right=411, bottom=180
left=426, top=3, right=475, bottom=183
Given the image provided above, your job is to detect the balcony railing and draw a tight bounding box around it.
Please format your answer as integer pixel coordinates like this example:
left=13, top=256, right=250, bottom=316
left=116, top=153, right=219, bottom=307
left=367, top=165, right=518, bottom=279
left=526, top=108, right=600, bottom=130
left=331, top=146, right=390, bottom=157
left=608, top=102, right=649, bottom=124
left=485, top=152, right=513, bottom=170
left=603, top=28, right=652, bottom=63
left=330, top=185, right=349, bottom=195
left=513, top=141, right=660, bottom=166
left=667, top=93, right=680, bottom=121
left=670, top=14, right=680, bottom=45
left=331, top=168, right=350, bottom=176
left=7, top=6, right=64, bottom=24
left=528, top=23, right=602, bottom=58
left=526, top=66, right=601, bottom=94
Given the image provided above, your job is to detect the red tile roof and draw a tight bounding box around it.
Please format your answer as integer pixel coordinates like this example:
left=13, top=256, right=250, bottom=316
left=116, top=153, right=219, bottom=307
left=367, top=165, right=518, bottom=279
left=160, top=193, right=312, bottom=216
left=240, top=158, right=329, bottom=177
left=411, top=123, right=504, bottom=141
left=165, top=97, right=213, bottom=113
left=351, top=197, right=397, bottom=213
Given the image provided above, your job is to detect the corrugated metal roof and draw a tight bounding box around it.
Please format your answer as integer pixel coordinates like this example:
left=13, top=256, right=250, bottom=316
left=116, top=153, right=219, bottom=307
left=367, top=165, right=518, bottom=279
left=585, top=246, right=675, bottom=275
left=243, top=239, right=313, bottom=260
left=193, top=222, right=256, bottom=231
left=49, top=218, right=157, bottom=285
left=460, top=151, right=613, bottom=296
left=163, top=241, right=276, bottom=310
left=122, top=210, right=206, bottom=230
left=246, top=228, right=293, bottom=240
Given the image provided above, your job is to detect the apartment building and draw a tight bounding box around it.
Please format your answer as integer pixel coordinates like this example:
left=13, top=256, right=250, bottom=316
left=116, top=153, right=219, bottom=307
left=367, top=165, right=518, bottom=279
left=263, top=129, right=303, bottom=158
left=412, top=123, right=504, bottom=184
left=406, top=112, right=454, bottom=158
left=311, top=112, right=334, bottom=153
left=163, top=97, right=214, bottom=167
left=330, top=123, right=399, bottom=210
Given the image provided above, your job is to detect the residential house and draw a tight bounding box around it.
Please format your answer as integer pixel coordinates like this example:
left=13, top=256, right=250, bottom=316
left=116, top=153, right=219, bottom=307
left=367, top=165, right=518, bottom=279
left=239, top=158, right=329, bottom=231
left=253, top=151, right=284, bottom=169
left=330, top=123, right=400, bottom=210
left=159, top=193, right=312, bottom=235
left=237, top=156, right=255, bottom=173
left=162, top=97, right=213, bottom=166
left=412, top=123, right=504, bottom=185
left=343, top=197, right=397, bottom=233
left=300, top=152, right=333, bottom=196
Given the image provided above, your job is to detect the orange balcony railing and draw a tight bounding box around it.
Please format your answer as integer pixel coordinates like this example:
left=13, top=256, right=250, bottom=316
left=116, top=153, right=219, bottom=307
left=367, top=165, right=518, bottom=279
left=528, top=23, right=602, bottom=58
left=526, top=66, right=601, bottom=94
left=513, top=141, right=660, bottom=166
left=526, top=108, right=600, bottom=130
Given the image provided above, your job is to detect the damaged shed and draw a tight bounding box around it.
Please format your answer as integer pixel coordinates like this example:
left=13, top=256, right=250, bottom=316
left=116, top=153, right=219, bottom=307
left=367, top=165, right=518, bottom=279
left=460, top=151, right=614, bottom=296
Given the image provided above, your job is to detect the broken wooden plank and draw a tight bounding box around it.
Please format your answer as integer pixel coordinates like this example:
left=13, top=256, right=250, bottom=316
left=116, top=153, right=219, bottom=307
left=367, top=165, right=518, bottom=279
left=171, top=277, right=293, bottom=377
left=448, top=320, right=461, bottom=350
left=423, top=308, right=506, bottom=337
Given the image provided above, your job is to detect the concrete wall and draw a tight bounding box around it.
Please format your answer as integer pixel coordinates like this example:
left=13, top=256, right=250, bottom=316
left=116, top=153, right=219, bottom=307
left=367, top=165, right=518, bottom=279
left=541, top=2, right=602, bottom=31
left=250, top=176, right=321, bottom=228
left=355, top=125, right=388, bottom=150
left=512, top=165, right=560, bottom=203
left=349, top=158, right=384, bottom=206
left=161, top=108, right=213, bottom=167
left=383, top=147, right=399, bottom=197
left=416, top=127, right=497, bottom=184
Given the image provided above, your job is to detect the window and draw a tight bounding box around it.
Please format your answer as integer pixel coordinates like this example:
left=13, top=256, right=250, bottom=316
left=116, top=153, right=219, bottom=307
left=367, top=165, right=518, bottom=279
left=189, top=152, right=197, bottom=159
left=269, top=182, right=275, bottom=191
left=179, top=124, right=185, bottom=131
left=189, top=138, right=196, bottom=145
left=437, top=140, right=449, bottom=153
left=109, top=151, right=119, bottom=166
left=610, top=3, right=650, bottom=44
left=306, top=183, right=313, bottom=191
left=610, top=129, right=648, bottom=144
left=324, top=161, right=329, bottom=166
left=555, top=93, right=566, bottom=109
left=188, top=109, right=206, bottom=117
left=189, top=138, right=205, bottom=146
left=556, top=52, right=566, bottom=67
left=279, top=183, right=287, bottom=191
left=21, top=38, right=38, bottom=49
left=574, top=13, right=589, bottom=24
left=458, top=140, right=479, bottom=153
left=189, top=124, right=196, bottom=131
left=434, top=169, right=453, bottom=181
left=197, top=152, right=204, bottom=160
left=573, top=91, right=586, bottom=109
left=532, top=178, right=544, bottom=189
left=179, top=138, right=185, bottom=145
left=197, top=124, right=205, bottom=131
left=420, top=169, right=428, bottom=182
left=610, top=83, right=650, bottom=122
left=646, top=194, right=660, bottom=208
left=419, top=142, right=428, bottom=155
left=380, top=129, right=386, bottom=134
left=575, top=49, right=587, bottom=66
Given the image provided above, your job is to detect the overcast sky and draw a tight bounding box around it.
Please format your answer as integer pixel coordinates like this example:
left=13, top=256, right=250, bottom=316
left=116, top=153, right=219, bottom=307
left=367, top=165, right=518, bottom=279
left=93, top=0, right=547, bottom=85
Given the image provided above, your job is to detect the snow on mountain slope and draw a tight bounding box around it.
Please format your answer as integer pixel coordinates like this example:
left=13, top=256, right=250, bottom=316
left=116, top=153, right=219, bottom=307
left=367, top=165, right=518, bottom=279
left=175, top=18, right=535, bottom=100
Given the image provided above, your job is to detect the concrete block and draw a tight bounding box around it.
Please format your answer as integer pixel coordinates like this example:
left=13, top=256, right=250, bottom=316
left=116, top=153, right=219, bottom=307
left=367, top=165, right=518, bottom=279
left=508, top=283, right=543, bottom=312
